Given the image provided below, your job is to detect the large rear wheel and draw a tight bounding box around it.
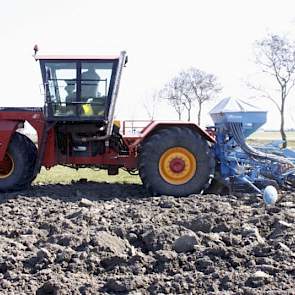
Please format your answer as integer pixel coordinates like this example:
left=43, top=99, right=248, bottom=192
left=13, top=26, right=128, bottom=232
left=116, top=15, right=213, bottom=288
left=139, top=127, right=215, bottom=196
left=0, top=133, right=37, bottom=192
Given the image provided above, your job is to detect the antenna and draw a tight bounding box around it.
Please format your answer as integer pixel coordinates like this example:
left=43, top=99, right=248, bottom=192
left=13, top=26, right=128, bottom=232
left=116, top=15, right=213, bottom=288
left=33, top=44, right=39, bottom=59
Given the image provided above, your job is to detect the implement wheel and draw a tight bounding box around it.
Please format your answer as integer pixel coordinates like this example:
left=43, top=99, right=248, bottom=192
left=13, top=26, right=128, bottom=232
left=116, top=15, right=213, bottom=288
left=0, top=133, right=37, bottom=192
left=139, top=127, right=215, bottom=196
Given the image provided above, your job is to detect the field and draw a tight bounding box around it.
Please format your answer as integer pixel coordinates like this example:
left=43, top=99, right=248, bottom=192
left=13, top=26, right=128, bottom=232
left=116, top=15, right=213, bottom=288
left=248, top=130, right=295, bottom=148
left=1, top=184, right=295, bottom=294
left=34, top=166, right=141, bottom=185
left=0, top=131, right=295, bottom=294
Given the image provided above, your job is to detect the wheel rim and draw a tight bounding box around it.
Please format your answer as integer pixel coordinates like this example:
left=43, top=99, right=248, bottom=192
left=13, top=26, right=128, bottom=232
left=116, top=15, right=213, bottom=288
left=159, top=147, right=197, bottom=185
left=0, top=153, right=15, bottom=179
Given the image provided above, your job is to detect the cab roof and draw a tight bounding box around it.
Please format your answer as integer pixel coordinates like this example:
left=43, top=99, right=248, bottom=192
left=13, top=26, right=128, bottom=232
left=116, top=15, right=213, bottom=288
left=35, top=55, right=120, bottom=61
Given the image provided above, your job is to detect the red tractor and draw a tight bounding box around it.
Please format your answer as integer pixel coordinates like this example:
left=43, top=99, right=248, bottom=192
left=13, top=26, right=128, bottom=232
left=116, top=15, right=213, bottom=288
left=0, top=49, right=215, bottom=196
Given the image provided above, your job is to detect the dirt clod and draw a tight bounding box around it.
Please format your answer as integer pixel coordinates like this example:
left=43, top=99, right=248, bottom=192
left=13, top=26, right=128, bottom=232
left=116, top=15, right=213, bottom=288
left=173, top=233, right=198, bottom=253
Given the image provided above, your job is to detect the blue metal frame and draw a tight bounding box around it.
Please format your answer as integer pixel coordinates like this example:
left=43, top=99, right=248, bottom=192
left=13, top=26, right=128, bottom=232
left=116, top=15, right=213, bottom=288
left=213, top=119, right=295, bottom=193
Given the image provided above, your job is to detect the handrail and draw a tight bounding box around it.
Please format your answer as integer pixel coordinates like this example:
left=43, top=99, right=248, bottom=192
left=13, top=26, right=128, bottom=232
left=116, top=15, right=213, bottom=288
left=122, top=120, right=152, bottom=135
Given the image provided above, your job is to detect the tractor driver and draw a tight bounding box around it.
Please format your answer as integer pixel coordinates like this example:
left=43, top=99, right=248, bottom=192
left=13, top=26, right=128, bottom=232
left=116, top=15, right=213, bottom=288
left=81, top=65, right=105, bottom=116
left=81, top=65, right=100, bottom=101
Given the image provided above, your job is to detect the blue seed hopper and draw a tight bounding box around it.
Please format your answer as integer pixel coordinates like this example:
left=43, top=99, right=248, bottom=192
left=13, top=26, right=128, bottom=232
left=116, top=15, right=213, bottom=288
left=210, top=97, right=267, bottom=137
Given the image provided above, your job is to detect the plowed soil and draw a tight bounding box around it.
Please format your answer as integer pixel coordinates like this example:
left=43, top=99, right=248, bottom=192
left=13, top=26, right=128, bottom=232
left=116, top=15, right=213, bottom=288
left=0, top=181, right=295, bottom=294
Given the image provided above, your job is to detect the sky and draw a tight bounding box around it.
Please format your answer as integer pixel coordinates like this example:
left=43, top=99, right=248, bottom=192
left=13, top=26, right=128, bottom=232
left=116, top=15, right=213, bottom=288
left=1, top=0, right=295, bottom=130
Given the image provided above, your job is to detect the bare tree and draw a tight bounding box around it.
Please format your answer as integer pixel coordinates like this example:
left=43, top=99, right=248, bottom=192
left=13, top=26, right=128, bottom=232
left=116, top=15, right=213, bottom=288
left=253, top=34, right=295, bottom=147
left=161, top=68, right=221, bottom=123
left=185, top=68, right=221, bottom=125
left=160, top=77, right=185, bottom=120
left=143, top=90, right=159, bottom=120
left=178, top=71, right=194, bottom=121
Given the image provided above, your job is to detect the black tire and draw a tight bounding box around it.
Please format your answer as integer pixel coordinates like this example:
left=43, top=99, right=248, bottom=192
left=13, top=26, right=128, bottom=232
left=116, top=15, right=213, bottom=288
left=22, top=134, right=38, bottom=183
left=0, top=133, right=37, bottom=192
left=139, top=127, right=215, bottom=196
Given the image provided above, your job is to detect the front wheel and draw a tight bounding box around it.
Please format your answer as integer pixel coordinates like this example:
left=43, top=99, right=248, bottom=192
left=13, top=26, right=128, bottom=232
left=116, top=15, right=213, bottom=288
left=138, top=127, right=215, bottom=196
left=0, top=133, right=37, bottom=192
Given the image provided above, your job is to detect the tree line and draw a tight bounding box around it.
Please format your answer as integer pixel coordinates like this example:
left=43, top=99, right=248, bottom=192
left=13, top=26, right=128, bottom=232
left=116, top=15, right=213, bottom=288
left=159, top=68, right=221, bottom=124
left=144, top=33, right=295, bottom=147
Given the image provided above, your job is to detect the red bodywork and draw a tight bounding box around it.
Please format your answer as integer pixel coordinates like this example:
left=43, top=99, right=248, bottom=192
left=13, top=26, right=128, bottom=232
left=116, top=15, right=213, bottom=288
left=0, top=111, right=45, bottom=160
left=0, top=110, right=215, bottom=171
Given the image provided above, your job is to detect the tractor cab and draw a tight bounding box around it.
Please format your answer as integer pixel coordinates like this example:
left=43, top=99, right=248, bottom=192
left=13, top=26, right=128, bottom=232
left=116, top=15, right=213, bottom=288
left=36, top=52, right=127, bottom=124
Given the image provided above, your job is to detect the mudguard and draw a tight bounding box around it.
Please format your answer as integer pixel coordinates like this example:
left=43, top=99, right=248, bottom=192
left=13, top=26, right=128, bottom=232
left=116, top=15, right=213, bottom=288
left=127, top=121, right=216, bottom=151
left=141, top=121, right=216, bottom=143
left=0, top=121, right=19, bottom=160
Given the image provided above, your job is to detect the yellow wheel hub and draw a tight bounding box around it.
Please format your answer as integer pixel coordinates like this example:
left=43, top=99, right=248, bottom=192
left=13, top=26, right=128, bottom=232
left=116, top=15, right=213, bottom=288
left=159, top=147, right=197, bottom=185
left=0, top=153, right=14, bottom=179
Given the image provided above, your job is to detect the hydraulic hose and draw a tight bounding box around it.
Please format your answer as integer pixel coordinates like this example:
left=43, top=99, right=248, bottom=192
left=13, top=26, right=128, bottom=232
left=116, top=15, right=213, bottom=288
left=228, top=122, right=295, bottom=168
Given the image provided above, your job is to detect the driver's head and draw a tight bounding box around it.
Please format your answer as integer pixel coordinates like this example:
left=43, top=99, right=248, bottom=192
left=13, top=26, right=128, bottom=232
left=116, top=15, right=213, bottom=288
left=82, top=66, right=100, bottom=80
left=87, top=64, right=96, bottom=71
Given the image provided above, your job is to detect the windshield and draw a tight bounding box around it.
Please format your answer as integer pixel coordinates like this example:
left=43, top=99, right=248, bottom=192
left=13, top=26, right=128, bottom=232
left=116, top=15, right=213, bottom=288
left=42, top=61, right=115, bottom=117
